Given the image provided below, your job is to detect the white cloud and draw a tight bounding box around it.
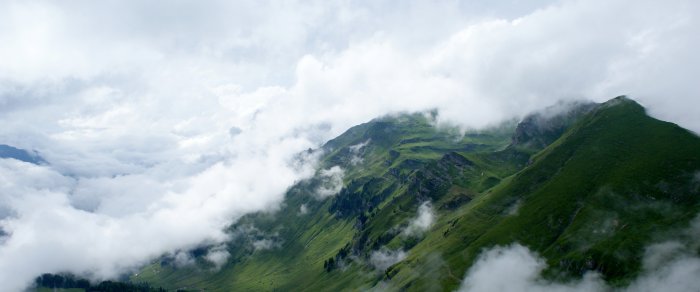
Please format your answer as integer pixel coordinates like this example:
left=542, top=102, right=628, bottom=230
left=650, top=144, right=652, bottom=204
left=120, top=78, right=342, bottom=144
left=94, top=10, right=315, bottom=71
left=173, top=251, right=195, bottom=268
left=0, top=138, right=317, bottom=290
left=458, top=242, right=700, bottom=292
left=204, top=245, right=230, bottom=271
left=0, top=0, right=698, bottom=290
left=349, top=139, right=370, bottom=165
left=252, top=239, right=279, bottom=251
left=506, top=200, right=522, bottom=216
left=315, top=166, right=345, bottom=198
left=299, top=204, right=309, bottom=215
left=369, top=248, right=407, bottom=272
left=458, top=244, right=605, bottom=292
left=229, top=225, right=281, bottom=253
left=403, top=201, right=435, bottom=236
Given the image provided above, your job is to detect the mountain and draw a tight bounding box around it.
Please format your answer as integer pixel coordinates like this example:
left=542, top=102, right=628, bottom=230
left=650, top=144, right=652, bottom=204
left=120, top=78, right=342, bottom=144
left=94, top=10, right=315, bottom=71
left=0, top=144, right=45, bottom=165
left=38, top=96, right=700, bottom=291
left=135, top=97, right=700, bottom=291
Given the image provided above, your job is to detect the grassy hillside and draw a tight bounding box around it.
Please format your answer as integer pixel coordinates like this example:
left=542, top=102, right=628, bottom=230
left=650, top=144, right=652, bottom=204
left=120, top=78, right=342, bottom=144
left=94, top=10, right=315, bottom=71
left=134, top=97, right=700, bottom=291
left=387, top=96, right=700, bottom=290
left=134, top=113, right=519, bottom=291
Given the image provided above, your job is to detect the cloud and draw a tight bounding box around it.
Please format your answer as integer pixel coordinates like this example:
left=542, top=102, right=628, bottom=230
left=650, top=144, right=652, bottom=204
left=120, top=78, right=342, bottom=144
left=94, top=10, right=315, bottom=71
left=348, top=139, right=370, bottom=165
left=229, top=225, right=282, bottom=253
left=458, top=244, right=605, bottom=292
left=298, top=204, right=309, bottom=215
left=506, top=200, right=523, bottom=216
left=173, top=251, right=196, bottom=268
left=403, top=201, right=435, bottom=236
left=369, top=248, right=407, bottom=272
left=315, top=166, right=345, bottom=198
left=0, top=0, right=698, bottom=290
left=204, top=245, right=231, bottom=271
left=252, top=239, right=279, bottom=251
left=0, top=144, right=317, bottom=290
left=458, top=242, right=700, bottom=292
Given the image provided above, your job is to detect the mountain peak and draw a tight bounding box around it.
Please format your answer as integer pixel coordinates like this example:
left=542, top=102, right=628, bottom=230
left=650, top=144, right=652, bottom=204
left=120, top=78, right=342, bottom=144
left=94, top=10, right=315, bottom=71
left=601, top=95, right=644, bottom=111
left=511, top=100, right=595, bottom=150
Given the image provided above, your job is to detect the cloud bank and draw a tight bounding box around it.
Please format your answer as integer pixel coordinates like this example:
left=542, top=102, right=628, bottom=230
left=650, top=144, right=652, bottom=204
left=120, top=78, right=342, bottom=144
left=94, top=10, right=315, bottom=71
left=458, top=244, right=605, bottom=292
left=458, top=242, right=700, bottom=292
left=0, top=0, right=699, bottom=290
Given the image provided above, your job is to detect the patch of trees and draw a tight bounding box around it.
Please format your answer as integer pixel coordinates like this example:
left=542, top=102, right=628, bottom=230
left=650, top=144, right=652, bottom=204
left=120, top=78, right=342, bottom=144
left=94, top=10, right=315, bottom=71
left=88, top=281, right=167, bottom=292
left=322, top=243, right=352, bottom=272
left=35, top=273, right=90, bottom=290
left=34, top=273, right=167, bottom=292
left=322, top=257, right=336, bottom=272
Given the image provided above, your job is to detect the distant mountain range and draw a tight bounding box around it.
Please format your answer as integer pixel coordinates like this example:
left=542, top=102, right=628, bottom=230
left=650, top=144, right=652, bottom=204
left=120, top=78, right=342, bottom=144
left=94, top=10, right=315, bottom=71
left=0, top=144, right=45, bottom=165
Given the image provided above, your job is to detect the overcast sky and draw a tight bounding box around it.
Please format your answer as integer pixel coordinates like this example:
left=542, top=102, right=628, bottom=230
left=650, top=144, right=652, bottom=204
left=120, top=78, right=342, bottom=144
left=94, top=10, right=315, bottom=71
left=0, top=0, right=699, bottom=290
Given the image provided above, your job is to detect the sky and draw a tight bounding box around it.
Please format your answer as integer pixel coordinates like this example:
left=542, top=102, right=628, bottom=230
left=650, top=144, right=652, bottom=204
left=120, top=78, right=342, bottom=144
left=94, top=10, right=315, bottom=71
left=0, top=0, right=699, bottom=290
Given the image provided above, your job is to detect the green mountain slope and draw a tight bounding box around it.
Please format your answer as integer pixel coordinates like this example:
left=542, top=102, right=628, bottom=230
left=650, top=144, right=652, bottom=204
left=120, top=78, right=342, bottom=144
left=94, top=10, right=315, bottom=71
left=389, top=97, right=700, bottom=290
left=133, top=97, right=700, bottom=291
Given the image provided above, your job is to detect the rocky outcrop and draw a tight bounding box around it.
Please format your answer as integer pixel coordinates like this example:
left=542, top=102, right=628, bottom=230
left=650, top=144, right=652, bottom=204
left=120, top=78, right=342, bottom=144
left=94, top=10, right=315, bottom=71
left=409, top=152, right=474, bottom=201
left=512, top=101, right=595, bottom=149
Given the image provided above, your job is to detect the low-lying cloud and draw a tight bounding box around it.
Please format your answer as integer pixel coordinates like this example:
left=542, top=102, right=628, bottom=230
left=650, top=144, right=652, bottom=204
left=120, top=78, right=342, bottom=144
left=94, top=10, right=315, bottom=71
left=315, top=166, right=345, bottom=198
left=403, top=201, right=435, bottom=236
left=458, top=242, right=700, bottom=292
left=458, top=244, right=605, bottom=292
left=369, top=248, right=407, bottom=272
left=349, top=139, right=370, bottom=165
left=204, top=244, right=231, bottom=271
left=298, top=204, right=309, bottom=215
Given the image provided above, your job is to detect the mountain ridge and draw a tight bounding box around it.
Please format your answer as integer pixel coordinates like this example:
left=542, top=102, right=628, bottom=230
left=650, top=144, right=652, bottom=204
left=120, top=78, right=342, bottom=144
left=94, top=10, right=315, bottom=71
left=34, top=96, right=700, bottom=291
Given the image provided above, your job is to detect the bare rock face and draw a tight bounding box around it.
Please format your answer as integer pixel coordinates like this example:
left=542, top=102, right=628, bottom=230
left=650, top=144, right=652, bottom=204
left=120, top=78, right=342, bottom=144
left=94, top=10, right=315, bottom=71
left=512, top=101, right=596, bottom=150
left=409, top=152, right=475, bottom=202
